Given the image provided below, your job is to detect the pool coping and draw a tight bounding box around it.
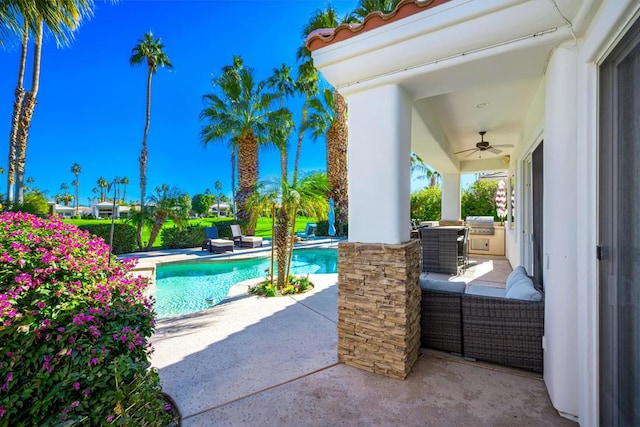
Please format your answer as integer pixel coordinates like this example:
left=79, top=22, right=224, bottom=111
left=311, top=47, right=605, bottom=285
left=120, top=238, right=342, bottom=283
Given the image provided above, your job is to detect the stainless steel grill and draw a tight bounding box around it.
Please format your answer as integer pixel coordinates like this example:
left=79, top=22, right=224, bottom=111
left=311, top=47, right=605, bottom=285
left=465, top=216, right=495, bottom=235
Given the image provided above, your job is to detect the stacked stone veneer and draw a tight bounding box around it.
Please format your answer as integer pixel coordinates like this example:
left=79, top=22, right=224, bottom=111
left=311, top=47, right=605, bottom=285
left=337, top=240, right=421, bottom=379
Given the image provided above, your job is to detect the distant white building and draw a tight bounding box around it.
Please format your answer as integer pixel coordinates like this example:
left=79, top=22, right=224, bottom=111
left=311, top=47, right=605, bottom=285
left=210, top=202, right=231, bottom=217
left=91, top=201, right=132, bottom=219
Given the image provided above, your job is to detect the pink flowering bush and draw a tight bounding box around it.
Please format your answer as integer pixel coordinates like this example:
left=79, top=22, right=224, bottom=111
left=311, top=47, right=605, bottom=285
left=0, top=212, right=175, bottom=425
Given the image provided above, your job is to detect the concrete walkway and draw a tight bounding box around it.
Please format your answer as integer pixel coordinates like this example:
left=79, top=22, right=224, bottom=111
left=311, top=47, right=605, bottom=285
left=150, top=272, right=576, bottom=426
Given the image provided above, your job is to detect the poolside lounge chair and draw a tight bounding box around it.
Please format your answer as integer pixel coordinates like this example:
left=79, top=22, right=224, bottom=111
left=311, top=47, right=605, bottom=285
left=296, top=223, right=317, bottom=240
left=202, top=226, right=234, bottom=254
left=230, top=224, right=263, bottom=248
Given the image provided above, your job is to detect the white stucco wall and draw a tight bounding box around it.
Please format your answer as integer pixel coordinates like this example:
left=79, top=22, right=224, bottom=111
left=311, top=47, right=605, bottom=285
left=506, top=81, right=546, bottom=268
left=440, top=173, right=461, bottom=221
left=347, top=84, right=412, bottom=244
left=543, top=45, right=579, bottom=418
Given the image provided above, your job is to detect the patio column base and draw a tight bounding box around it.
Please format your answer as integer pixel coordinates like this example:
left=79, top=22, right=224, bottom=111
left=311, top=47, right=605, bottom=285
left=337, top=240, right=421, bottom=379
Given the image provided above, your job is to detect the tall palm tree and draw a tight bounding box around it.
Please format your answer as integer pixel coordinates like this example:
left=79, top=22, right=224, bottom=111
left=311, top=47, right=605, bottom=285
left=200, top=55, right=277, bottom=233
left=305, top=88, right=348, bottom=234
left=97, top=176, right=107, bottom=202
left=411, top=152, right=441, bottom=188
left=145, top=184, right=190, bottom=250
left=299, top=6, right=349, bottom=231
left=7, top=0, right=94, bottom=205
left=130, top=31, right=172, bottom=246
left=267, top=63, right=296, bottom=183
left=214, top=180, right=223, bottom=217
left=292, top=60, right=319, bottom=185
left=71, top=162, right=80, bottom=215
left=119, top=176, right=129, bottom=203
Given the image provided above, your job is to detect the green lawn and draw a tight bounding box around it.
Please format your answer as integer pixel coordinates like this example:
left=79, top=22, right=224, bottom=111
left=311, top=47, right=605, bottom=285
left=64, top=216, right=316, bottom=249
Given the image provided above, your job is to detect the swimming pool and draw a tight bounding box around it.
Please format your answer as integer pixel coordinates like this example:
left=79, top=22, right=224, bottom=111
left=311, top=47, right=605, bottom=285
left=152, top=248, right=338, bottom=319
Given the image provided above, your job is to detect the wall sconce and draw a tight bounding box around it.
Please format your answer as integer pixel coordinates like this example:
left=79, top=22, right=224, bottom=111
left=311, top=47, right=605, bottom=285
left=501, top=155, right=511, bottom=165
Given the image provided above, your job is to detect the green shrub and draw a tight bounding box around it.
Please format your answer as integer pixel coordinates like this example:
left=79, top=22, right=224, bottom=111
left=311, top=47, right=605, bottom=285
left=461, top=180, right=500, bottom=220
left=0, top=212, right=175, bottom=426
left=78, top=223, right=137, bottom=254
left=410, top=187, right=442, bottom=221
left=162, top=224, right=205, bottom=249
left=5, top=193, right=50, bottom=217
left=315, top=220, right=328, bottom=236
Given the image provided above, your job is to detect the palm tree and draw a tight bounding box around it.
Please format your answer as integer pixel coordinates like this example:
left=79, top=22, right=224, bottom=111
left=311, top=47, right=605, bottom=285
left=130, top=31, right=173, bottom=245
left=97, top=176, right=107, bottom=202
left=411, top=152, right=441, bottom=187
left=214, top=180, right=223, bottom=217
left=267, top=63, right=296, bottom=183
left=292, top=60, right=319, bottom=185
left=145, top=184, right=190, bottom=250
left=200, top=55, right=277, bottom=233
left=7, top=0, right=94, bottom=205
left=299, top=6, right=349, bottom=231
left=119, top=176, right=129, bottom=203
left=305, top=88, right=348, bottom=234
left=71, top=162, right=80, bottom=215
left=248, top=173, right=328, bottom=290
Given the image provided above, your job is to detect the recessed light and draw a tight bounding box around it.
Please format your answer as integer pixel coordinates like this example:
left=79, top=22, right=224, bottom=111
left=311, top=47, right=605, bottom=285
left=476, top=102, right=490, bottom=108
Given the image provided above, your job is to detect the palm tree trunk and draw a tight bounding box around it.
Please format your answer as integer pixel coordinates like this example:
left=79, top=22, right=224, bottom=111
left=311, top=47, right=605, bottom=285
left=138, top=66, right=153, bottom=250
left=140, top=67, right=152, bottom=210
left=236, top=131, right=258, bottom=232
left=15, top=21, right=43, bottom=205
left=7, top=21, right=28, bottom=205
left=275, top=205, right=289, bottom=290
left=286, top=203, right=298, bottom=283
left=231, top=145, right=237, bottom=221
left=146, top=212, right=166, bottom=250
left=292, top=105, right=308, bottom=185
left=123, top=185, right=127, bottom=203
left=75, top=183, right=79, bottom=216
left=334, top=90, right=348, bottom=234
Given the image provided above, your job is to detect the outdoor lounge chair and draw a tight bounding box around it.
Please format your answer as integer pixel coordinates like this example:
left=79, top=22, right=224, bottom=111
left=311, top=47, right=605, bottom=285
left=296, top=223, right=317, bottom=240
left=202, top=226, right=234, bottom=254
left=230, top=224, right=263, bottom=248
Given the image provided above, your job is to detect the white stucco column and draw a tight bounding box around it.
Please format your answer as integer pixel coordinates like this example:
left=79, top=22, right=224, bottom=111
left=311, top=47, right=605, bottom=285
left=543, top=45, right=579, bottom=418
left=347, top=84, right=411, bottom=244
left=440, top=173, right=461, bottom=221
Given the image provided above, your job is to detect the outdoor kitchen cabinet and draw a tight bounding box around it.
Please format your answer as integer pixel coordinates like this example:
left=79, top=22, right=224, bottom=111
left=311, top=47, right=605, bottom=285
left=420, top=226, right=466, bottom=274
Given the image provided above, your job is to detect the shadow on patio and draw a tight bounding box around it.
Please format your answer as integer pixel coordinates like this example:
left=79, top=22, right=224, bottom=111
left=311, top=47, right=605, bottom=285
left=150, top=267, right=575, bottom=426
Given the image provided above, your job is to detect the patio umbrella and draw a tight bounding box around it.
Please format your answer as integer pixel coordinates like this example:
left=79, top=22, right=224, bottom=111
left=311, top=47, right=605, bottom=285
left=495, top=180, right=507, bottom=223
left=328, top=198, right=336, bottom=240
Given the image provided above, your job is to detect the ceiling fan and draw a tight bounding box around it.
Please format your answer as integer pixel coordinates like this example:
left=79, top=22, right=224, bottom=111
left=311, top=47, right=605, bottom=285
left=454, top=131, right=514, bottom=158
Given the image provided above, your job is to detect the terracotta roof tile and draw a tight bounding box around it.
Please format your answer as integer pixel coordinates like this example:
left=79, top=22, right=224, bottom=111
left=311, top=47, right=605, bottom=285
left=306, top=0, right=453, bottom=51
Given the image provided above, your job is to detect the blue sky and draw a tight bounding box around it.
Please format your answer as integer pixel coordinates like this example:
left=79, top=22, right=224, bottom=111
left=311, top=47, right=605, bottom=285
left=0, top=0, right=364, bottom=204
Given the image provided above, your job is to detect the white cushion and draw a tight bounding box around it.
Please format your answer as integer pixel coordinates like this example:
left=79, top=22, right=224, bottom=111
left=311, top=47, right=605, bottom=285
left=420, top=276, right=466, bottom=293
left=505, top=276, right=542, bottom=301
left=506, top=266, right=528, bottom=292
left=466, top=285, right=507, bottom=298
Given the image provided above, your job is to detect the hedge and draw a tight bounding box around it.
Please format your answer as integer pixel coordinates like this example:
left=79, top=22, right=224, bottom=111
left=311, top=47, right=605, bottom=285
left=78, top=223, right=137, bottom=254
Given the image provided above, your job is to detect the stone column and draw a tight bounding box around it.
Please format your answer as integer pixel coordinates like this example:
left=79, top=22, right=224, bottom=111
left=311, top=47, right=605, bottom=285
left=337, top=240, right=421, bottom=379
left=440, top=173, right=461, bottom=221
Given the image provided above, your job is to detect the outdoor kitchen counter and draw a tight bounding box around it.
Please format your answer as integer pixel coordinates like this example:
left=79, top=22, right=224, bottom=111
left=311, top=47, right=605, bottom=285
left=420, top=226, right=467, bottom=275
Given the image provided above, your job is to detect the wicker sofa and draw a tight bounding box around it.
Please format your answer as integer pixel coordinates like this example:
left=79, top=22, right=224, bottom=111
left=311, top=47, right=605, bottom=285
left=420, top=268, right=545, bottom=373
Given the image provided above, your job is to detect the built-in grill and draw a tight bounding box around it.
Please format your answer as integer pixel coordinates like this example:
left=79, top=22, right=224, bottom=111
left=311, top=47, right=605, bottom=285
left=465, top=216, right=495, bottom=235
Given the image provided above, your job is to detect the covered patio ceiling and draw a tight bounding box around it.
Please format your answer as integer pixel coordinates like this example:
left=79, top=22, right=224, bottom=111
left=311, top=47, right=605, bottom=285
left=308, top=0, right=594, bottom=175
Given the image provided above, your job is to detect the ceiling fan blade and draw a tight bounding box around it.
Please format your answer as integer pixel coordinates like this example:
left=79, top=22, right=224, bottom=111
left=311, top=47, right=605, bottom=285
left=488, top=147, right=502, bottom=154
left=465, top=149, right=480, bottom=158
left=491, top=144, right=514, bottom=148
left=454, top=147, right=479, bottom=154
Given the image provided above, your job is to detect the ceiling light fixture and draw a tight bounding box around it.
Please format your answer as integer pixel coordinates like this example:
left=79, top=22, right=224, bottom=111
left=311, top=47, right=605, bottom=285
left=476, top=102, right=490, bottom=108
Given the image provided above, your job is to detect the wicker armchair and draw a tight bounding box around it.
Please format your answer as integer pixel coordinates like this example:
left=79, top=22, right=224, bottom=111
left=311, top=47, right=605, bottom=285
left=461, top=290, right=544, bottom=373
left=421, top=289, right=463, bottom=354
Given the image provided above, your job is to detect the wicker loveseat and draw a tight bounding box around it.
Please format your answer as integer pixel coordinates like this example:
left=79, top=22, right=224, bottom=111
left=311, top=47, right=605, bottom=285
left=420, top=268, right=544, bottom=373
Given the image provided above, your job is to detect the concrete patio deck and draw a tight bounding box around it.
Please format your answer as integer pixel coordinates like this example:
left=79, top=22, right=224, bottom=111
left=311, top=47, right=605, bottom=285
left=147, top=251, right=576, bottom=426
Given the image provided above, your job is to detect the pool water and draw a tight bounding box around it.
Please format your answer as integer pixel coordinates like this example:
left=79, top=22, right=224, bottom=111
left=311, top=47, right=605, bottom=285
left=152, top=248, right=338, bottom=319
